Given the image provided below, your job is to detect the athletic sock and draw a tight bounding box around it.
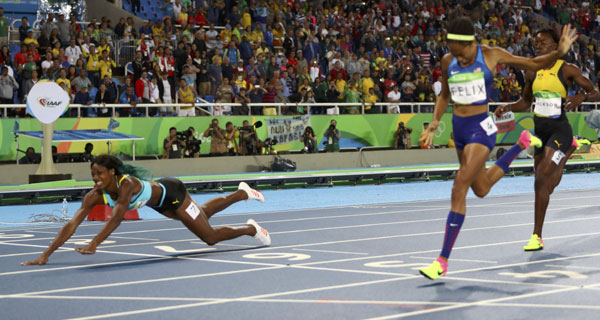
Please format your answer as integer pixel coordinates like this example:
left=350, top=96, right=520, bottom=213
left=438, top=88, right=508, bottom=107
left=440, top=211, right=465, bottom=259
left=494, top=143, right=522, bottom=173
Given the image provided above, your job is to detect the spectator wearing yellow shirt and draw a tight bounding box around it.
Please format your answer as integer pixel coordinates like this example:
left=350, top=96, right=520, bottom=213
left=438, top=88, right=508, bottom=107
left=55, top=68, right=71, bottom=92
left=98, top=51, right=116, bottom=79
left=83, top=43, right=101, bottom=87
left=335, top=73, right=347, bottom=100
left=250, top=24, right=264, bottom=45
left=241, top=7, right=251, bottom=28
left=23, top=29, right=38, bottom=48
left=97, top=38, right=111, bottom=56
left=358, top=69, right=374, bottom=97
left=363, top=87, right=379, bottom=113
left=152, top=20, right=163, bottom=37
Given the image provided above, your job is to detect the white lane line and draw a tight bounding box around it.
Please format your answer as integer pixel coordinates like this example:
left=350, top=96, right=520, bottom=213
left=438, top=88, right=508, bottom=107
left=103, top=236, right=160, bottom=241
left=366, top=282, right=600, bottom=320
left=292, top=248, right=368, bottom=255
left=409, top=256, right=498, bottom=264
left=484, top=302, right=600, bottom=310
left=545, top=264, right=600, bottom=271
left=2, top=295, right=221, bottom=302
left=64, top=276, right=415, bottom=320
left=6, top=265, right=284, bottom=297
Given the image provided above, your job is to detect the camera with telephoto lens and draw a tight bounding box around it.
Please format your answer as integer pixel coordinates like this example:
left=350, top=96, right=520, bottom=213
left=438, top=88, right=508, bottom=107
left=238, top=120, right=263, bottom=133
left=263, top=137, right=278, bottom=147
left=176, top=129, right=193, bottom=140
left=329, top=124, right=336, bottom=131
left=302, top=135, right=315, bottom=153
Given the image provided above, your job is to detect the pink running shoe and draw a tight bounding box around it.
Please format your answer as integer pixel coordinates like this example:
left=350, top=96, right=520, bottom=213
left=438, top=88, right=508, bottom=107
left=518, top=130, right=542, bottom=149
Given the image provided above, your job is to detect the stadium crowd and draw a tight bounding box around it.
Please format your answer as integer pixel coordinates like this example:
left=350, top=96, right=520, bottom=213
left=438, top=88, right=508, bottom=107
left=0, top=0, right=599, bottom=117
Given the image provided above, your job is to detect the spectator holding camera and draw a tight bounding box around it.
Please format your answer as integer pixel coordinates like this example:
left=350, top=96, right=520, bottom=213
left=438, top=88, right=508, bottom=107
left=323, top=119, right=341, bottom=152
left=394, top=122, right=413, bottom=149
left=203, top=118, right=227, bottom=156
left=163, top=127, right=186, bottom=159
left=301, top=126, right=317, bottom=153
left=238, top=119, right=259, bottom=155
left=183, top=127, right=201, bottom=158
left=225, top=121, right=240, bottom=156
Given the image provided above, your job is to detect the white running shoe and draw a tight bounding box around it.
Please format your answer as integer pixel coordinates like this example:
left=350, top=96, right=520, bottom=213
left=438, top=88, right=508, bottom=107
left=247, top=219, right=271, bottom=246
left=238, top=182, right=265, bottom=202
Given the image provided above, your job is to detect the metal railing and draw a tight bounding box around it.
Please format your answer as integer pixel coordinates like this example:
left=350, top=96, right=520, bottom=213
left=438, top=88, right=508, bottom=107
left=2, top=102, right=600, bottom=118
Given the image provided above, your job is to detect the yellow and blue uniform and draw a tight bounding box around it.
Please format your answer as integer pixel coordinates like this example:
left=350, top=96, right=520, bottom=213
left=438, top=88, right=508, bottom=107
left=447, top=45, right=496, bottom=151
left=531, top=59, right=573, bottom=156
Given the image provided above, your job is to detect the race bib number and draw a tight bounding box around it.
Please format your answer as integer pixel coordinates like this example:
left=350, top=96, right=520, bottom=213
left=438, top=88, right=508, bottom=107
left=134, top=200, right=148, bottom=209
left=551, top=150, right=565, bottom=165
left=480, top=116, right=498, bottom=136
left=533, top=91, right=562, bottom=118
left=448, top=72, right=487, bottom=105
left=185, top=202, right=201, bottom=220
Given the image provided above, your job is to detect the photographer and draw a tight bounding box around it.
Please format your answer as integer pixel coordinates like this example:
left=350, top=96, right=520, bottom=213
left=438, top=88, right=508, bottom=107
left=323, top=119, right=341, bottom=152
left=238, top=120, right=260, bottom=155
left=163, top=127, right=186, bottom=159
left=225, top=122, right=240, bottom=156
left=301, top=126, right=317, bottom=153
left=182, top=127, right=201, bottom=158
left=203, top=118, right=227, bottom=156
left=393, top=122, right=413, bottom=149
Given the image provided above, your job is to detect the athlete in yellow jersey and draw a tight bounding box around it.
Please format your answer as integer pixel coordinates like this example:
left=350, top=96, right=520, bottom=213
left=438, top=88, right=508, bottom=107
left=177, top=78, right=198, bottom=117
left=496, top=28, right=600, bottom=251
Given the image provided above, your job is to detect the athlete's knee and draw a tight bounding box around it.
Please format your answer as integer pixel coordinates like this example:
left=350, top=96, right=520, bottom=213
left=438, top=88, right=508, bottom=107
left=472, top=186, right=489, bottom=198
left=201, top=235, right=218, bottom=246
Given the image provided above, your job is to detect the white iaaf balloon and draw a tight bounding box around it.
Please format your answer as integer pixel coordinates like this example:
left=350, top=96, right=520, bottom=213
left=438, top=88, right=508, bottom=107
left=26, top=81, right=70, bottom=124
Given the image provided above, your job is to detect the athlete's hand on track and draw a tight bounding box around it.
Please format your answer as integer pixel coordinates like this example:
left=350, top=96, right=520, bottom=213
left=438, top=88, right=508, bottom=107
left=557, top=24, right=579, bottom=57
left=75, top=243, right=97, bottom=255
left=21, top=255, right=48, bottom=266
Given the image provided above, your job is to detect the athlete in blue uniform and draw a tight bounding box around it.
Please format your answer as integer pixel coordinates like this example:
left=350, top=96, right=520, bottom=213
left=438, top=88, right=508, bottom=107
left=22, top=154, right=270, bottom=265
left=495, top=29, right=599, bottom=251
left=418, top=17, right=578, bottom=280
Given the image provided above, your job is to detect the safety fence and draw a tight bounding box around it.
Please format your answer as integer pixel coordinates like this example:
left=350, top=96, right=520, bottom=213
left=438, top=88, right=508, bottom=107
left=2, top=102, right=600, bottom=118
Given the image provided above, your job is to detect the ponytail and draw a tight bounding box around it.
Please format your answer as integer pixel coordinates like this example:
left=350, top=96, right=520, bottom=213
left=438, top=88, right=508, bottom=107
left=91, top=154, right=152, bottom=180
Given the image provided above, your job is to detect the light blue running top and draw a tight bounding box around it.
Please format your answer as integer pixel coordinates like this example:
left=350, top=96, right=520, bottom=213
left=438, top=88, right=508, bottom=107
left=102, top=175, right=153, bottom=210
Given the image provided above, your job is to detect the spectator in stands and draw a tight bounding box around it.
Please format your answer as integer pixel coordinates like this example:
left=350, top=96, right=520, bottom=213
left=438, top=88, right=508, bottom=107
left=157, top=71, right=174, bottom=116
left=72, top=83, right=92, bottom=117
left=71, top=68, right=91, bottom=92
left=0, top=8, right=7, bottom=47
left=387, top=84, right=402, bottom=114
left=135, top=70, right=151, bottom=104
left=55, top=68, right=71, bottom=92
left=56, top=14, right=70, bottom=44
left=119, top=85, right=139, bottom=117
left=95, top=82, right=114, bottom=117
left=0, top=66, right=18, bottom=104
left=99, top=51, right=116, bottom=80
left=66, top=38, right=82, bottom=66
left=101, top=75, right=119, bottom=103
left=84, top=44, right=100, bottom=87
left=208, top=55, right=222, bottom=96
left=204, top=118, right=227, bottom=156
left=215, top=77, right=234, bottom=104
left=176, top=78, right=197, bottom=117
left=22, top=69, right=37, bottom=101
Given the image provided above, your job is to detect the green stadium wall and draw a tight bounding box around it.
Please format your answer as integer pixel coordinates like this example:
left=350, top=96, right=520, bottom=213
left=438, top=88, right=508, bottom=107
left=1, top=113, right=596, bottom=161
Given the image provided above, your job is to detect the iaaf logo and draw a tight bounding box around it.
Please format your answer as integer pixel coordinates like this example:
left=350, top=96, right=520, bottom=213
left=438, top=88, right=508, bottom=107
left=38, top=97, right=62, bottom=108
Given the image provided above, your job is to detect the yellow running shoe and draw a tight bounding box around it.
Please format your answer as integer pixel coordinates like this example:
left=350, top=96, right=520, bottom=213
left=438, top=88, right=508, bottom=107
left=523, top=234, right=544, bottom=251
left=419, top=258, right=447, bottom=280
left=519, top=130, right=542, bottom=149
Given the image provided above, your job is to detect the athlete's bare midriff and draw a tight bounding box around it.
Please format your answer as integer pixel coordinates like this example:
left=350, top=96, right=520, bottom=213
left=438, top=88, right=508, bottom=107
left=453, top=104, right=489, bottom=117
